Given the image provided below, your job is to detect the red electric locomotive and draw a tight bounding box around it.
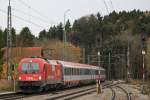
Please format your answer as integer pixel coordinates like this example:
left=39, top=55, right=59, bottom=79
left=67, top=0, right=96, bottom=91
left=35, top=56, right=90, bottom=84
left=17, top=57, right=106, bottom=92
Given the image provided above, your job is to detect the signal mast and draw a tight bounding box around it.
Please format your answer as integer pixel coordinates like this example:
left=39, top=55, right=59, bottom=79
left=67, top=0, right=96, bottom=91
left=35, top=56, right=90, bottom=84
left=7, top=0, right=12, bottom=80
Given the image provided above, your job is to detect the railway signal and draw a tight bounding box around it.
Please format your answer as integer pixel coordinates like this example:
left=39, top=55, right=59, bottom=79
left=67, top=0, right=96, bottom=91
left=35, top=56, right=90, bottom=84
left=141, top=28, right=147, bottom=93
left=97, top=51, right=102, bottom=94
left=141, top=49, right=146, bottom=94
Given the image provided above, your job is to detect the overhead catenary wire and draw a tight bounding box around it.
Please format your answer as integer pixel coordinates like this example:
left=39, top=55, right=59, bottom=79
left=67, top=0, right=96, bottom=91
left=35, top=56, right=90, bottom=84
left=17, top=0, right=50, bottom=21
left=109, top=0, right=115, bottom=11
left=11, top=8, right=51, bottom=25
left=102, top=0, right=110, bottom=14
left=0, top=8, right=45, bottom=28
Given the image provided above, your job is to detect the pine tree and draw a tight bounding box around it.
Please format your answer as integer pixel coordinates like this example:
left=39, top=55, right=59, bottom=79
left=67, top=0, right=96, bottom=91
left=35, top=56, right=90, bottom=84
left=19, top=27, right=35, bottom=47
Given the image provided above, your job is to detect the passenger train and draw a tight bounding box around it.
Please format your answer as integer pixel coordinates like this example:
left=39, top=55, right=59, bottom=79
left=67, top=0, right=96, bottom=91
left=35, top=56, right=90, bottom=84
left=17, top=57, right=106, bottom=92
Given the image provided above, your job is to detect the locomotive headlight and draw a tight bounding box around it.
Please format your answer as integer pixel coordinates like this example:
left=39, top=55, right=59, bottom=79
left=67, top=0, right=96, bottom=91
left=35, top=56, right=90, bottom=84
left=19, top=76, right=21, bottom=80
left=39, top=76, right=42, bottom=80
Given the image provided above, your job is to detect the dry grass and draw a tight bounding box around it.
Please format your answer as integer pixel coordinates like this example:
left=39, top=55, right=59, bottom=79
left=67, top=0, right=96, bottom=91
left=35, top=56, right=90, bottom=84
left=129, top=79, right=143, bottom=86
left=0, top=79, right=12, bottom=91
left=145, top=81, right=150, bottom=95
left=129, top=79, right=150, bottom=94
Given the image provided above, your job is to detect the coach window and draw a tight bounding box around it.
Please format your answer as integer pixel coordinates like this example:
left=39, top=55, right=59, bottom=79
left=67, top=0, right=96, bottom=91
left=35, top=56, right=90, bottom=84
left=82, top=69, right=84, bottom=75
left=65, top=68, right=67, bottom=75
left=73, top=68, right=75, bottom=75
left=70, top=68, right=71, bottom=75
left=79, top=69, right=80, bottom=75
left=85, top=69, right=87, bottom=75
left=76, top=69, right=78, bottom=75
left=66, top=68, right=68, bottom=75
left=74, top=68, right=76, bottom=75
left=78, top=69, right=80, bottom=75
left=75, top=68, right=76, bottom=75
left=76, top=68, right=78, bottom=75
left=71, top=68, right=73, bottom=75
left=87, top=69, right=89, bottom=75
left=72, top=68, right=74, bottom=75
left=67, top=68, right=69, bottom=75
left=83, top=69, right=85, bottom=75
left=22, top=63, right=28, bottom=73
left=86, top=69, right=88, bottom=75
left=75, top=68, right=77, bottom=75
left=96, top=70, right=99, bottom=75
left=94, top=70, right=96, bottom=75
left=74, top=68, right=75, bottom=75
left=73, top=68, right=74, bottom=75
left=70, top=68, right=72, bottom=75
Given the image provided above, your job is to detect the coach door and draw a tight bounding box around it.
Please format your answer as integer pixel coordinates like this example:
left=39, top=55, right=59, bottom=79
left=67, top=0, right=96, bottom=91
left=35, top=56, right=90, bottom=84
left=44, top=64, right=47, bottom=82
left=55, top=64, right=62, bottom=81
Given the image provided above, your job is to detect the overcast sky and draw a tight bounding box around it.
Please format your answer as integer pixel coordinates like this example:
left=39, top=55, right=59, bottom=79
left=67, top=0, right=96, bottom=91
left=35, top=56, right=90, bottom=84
left=0, top=0, right=150, bottom=36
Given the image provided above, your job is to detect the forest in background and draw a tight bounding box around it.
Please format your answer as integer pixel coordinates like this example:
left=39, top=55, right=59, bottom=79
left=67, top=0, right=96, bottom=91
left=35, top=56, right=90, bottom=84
left=0, top=10, right=150, bottom=80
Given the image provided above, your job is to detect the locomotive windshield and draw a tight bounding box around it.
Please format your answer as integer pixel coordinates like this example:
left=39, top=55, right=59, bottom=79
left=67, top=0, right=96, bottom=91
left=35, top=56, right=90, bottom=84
left=21, top=63, right=39, bottom=73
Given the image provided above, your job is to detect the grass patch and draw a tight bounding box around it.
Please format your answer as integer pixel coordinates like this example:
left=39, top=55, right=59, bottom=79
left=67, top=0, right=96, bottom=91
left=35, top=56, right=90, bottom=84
left=129, top=79, right=143, bottom=85
left=129, top=79, right=150, bottom=94
left=0, top=79, right=14, bottom=91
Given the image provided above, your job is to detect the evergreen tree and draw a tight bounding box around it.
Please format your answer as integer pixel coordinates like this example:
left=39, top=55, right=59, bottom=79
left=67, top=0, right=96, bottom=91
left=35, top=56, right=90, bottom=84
left=2, top=28, right=16, bottom=47
left=19, top=27, right=35, bottom=47
left=47, top=26, right=57, bottom=39
left=0, top=29, right=3, bottom=72
left=56, top=23, right=64, bottom=41
left=0, top=29, right=4, bottom=49
left=65, top=20, right=71, bottom=34
left=3, top=29, right=7, bottom=47
left=11, top=28, right=16, bottom=47
left=39, top=29, right=47, bottom=40
left=65, top=20, right=71, bottom=42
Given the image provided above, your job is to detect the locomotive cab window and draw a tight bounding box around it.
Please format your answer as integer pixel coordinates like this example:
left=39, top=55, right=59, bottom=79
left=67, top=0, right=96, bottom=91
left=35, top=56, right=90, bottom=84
left=21, top=62, right=39, bottom=74
left=22, top=63, right=28, bottom=73
left=29, top=63, right=39, bottom=73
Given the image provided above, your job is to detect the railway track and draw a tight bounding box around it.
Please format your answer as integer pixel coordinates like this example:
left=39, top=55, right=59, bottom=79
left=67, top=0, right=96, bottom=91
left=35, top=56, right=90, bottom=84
left=47, top=86, right=96, bottom=100
left=0, top=93, right=27, bottom=100
left=110, top=87, right=116, bottom=100
left=46, top=81, right=117, bottom=100
left=108, top=85, right=132, bottom=100
left=116, top=85, right=131, bottom=100
left=0, top=81, right=116, bottom=100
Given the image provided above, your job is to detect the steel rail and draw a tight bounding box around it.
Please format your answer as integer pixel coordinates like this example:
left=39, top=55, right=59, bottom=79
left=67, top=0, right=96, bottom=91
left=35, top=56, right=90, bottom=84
left=116, top=85, right=131, bottom=100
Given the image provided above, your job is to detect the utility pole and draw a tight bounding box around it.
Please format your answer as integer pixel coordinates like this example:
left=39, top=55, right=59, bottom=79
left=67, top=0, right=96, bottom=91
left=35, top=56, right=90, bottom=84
left=82, top=48, right=85, bottom=63
left=87, top=55, right=90, bottom=64
left=7, top=0, right=12, bottom=81
left=141, top=50, right=146, bottom=94
left=96, top=51, right=102, bottom=94
left=63, top=9, right=70, bottom=61
left=127, top=41, right=130, bottom=82
left=108, top=52, right=111, bottom=80
left=7, top=0, right=15, bottom=92
left=141, top=29, right=146, bottom=94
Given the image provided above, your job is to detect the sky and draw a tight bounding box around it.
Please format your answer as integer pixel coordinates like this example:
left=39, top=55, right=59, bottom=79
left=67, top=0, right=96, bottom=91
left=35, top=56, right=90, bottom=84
left=0, top=0, right=150, bottom=36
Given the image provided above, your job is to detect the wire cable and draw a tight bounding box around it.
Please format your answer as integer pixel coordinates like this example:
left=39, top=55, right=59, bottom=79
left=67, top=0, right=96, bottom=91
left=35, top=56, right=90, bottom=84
left=12, top=8, right=51, bottom=25
left=17, top=0, right=49, bottom=20
left=109, top=0, right=115, bottom=11
left=0, top=8, right=45, bottom=28
left=102, top=0, right=110, bottom=14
